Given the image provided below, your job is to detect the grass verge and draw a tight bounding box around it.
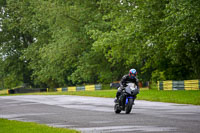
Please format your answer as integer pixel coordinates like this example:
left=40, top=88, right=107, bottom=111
left=137, top=90, right=200, bottom=105
left=1, top=89, right=200, bottom=105
left=0, top=118, right=79, bottom=133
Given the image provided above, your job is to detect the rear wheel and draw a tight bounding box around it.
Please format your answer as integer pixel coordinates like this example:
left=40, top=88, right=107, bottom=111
left=114, top=104, right=121, bottom=114
left=125, top=98, right=133, bottom=114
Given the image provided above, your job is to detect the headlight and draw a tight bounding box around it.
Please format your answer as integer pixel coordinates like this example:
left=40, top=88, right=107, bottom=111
left=130, top=87, right=136, bottom=91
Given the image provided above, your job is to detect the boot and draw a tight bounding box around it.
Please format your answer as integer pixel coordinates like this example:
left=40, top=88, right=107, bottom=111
left=114, top=97, right=119, bottom=103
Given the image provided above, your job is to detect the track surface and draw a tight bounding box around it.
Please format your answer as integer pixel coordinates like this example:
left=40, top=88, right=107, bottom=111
left=0, top=95, right=200, bottom=133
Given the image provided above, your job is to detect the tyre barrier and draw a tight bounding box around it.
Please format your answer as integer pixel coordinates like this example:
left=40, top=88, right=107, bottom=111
left=157, top=80, right=200, bottom=90
left=54, top=84, right=102, bottom=92
left=8, top=84, right=102, bottom=94
left=8, top=88, right=47, bottom=94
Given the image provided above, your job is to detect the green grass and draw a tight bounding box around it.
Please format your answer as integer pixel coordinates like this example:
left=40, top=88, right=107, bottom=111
left=0, top=118, right=79, bottom=133
left=137, top=90, right=200, bottom=105
left=0, top=90, right=117, bottom=97
left=34, top=90, right=116, bottom=98
left=1, top=89, right=200, bottom=105
left=34, top=90, right=200, bottom=105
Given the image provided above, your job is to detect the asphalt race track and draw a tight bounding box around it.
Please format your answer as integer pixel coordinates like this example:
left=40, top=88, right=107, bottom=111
left=0, top=95, right=200, bottom=133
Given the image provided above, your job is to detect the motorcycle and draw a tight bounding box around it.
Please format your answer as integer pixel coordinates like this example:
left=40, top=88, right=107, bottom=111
left=114, top=83, right=139, bottom=114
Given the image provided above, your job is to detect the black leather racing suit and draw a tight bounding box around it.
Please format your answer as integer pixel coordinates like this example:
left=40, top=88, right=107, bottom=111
left=116, top=74, right=139, bottom=99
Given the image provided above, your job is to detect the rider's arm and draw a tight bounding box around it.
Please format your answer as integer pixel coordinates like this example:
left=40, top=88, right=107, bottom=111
left=120, top=75, right=128, bottom=87
left=135, top=77, right=140, bottom=93
left=135, top=78, right=139, bottom=87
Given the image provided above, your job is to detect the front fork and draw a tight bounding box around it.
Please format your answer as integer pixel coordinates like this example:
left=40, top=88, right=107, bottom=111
left=125, top=96, right=134, bottom=105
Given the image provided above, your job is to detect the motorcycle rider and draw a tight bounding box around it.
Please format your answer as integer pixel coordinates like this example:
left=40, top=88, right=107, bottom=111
left=114, top=68, right=139, bottom=104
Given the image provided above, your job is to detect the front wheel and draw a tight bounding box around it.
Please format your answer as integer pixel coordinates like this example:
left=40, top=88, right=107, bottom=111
left=114, top=104, right=121, bottom=114
left=125, top=98, right=133, bottom=114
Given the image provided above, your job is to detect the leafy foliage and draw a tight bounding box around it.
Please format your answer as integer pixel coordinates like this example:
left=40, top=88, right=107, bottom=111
left=0, top=0, right=199, bottom=88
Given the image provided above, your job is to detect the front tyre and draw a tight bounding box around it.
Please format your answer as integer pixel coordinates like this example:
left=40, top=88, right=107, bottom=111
left=125, top=98, right=133, bottom=114
left=114, top=104, right=121, bottom=114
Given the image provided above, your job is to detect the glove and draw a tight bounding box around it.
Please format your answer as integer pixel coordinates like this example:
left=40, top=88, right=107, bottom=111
left=119, top=84, right=124, bottom=90
left=122, top=83, right=127, bottom=87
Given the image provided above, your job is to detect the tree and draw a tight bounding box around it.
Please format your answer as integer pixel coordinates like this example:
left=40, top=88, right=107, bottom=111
left=1, top=0, right=199, bottom=88
left=0, top=0, right=34, bottom=88
left=161, top=0, right=200, bottom=79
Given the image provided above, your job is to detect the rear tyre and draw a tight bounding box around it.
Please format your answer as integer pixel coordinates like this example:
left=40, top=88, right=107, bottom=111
left=125, top=98, right=133, bottom=114
left=114, top=104, right=121, bottom=114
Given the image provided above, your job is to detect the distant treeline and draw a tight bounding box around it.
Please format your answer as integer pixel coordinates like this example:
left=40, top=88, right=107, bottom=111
left=0, top=0, right=200, bottom=88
